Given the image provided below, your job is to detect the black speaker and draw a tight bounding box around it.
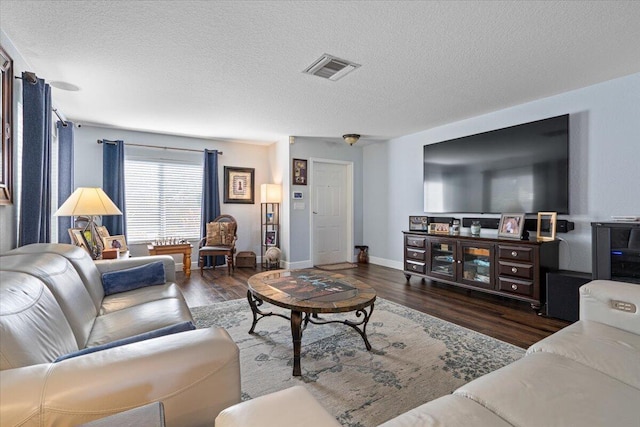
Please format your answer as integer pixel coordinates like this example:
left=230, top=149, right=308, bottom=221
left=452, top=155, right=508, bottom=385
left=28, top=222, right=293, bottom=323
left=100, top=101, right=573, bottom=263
left=546, top=271, right=592, bottom=322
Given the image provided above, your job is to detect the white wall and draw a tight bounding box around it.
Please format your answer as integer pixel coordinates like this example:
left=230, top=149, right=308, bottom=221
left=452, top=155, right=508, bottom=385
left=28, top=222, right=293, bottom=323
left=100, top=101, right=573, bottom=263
left=74, top=124, right=274, bottom=268
left=363, top=72, right=640, bottom=273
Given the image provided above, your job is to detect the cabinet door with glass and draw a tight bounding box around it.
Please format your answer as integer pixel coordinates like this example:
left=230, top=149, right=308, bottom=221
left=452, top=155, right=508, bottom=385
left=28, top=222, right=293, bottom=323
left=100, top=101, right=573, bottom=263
left=429, top=239, right=457, bottom=281
left=458, top=241, right=494, bottom=289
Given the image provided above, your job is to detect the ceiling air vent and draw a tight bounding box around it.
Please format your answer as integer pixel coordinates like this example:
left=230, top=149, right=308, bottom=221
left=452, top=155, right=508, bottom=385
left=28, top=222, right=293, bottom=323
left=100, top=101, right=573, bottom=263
left=303, top=54, right=360, bottom=81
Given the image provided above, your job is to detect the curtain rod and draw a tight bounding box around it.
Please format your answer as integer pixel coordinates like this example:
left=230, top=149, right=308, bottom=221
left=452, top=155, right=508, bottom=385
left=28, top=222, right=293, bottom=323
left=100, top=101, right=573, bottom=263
left=16, top=73, right=69, bottom=127
left=97, top=139, right=223, bottom=155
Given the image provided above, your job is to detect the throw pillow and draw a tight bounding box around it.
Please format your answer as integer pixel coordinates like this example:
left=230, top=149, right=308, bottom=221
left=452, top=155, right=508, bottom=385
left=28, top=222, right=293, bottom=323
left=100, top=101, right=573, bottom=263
left=54, top=321, right=195, bottom=362
left=206, top=222, right=222, bottom=246
left=101, top=261, right=166, bottom=296
left=220, top=222, right=236, bottom=245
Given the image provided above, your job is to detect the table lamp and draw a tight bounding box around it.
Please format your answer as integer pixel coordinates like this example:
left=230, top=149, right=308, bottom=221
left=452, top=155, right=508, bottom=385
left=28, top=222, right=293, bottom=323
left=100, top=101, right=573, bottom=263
left=54, top=187, right=122, bottom=258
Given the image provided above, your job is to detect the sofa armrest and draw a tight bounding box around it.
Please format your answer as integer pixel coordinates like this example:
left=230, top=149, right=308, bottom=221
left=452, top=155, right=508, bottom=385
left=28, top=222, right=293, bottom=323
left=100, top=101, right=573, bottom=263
left=1, top=327, right=240, bottom=427
left=580, top=280, right=640, bottom=335
left=95, top=255, right=177, bottom=282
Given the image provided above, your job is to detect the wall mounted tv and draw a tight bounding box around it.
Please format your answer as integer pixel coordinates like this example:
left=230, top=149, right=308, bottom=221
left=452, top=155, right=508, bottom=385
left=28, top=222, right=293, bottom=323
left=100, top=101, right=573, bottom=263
left=423, top=114, right=569, bottom=214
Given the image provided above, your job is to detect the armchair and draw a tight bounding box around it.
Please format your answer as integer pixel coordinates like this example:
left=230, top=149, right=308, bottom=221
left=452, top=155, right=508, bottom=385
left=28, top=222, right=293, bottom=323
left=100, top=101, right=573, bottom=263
left=199, top=215, right=237, bottom=275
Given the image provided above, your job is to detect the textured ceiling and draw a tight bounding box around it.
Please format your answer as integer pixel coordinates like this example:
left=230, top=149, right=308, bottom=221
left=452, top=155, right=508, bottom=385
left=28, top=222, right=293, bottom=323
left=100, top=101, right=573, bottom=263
left=2, top=1, right=640, bottom=145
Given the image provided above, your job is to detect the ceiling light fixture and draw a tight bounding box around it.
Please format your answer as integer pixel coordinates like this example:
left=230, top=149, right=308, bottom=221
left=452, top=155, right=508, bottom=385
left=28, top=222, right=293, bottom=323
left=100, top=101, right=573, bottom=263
left=343, top=134, right=360, bottom=146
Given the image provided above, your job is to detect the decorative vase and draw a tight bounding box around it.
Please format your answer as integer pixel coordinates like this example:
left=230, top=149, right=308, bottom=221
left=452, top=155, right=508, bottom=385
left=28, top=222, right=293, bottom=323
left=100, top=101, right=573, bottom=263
left=470, top=221, right=481, bottom=236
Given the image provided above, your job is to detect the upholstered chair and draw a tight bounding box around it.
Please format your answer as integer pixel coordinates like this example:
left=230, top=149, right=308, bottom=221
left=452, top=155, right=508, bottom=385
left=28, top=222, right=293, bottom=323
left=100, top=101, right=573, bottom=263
left=198, top=215, right=237, bottom=275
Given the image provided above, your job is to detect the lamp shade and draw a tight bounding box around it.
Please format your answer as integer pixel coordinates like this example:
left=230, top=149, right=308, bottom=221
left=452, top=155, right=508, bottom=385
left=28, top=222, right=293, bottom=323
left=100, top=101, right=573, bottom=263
left=54, top=187, right=122, bottom=217
left=260, top=184, right=282, bottom=203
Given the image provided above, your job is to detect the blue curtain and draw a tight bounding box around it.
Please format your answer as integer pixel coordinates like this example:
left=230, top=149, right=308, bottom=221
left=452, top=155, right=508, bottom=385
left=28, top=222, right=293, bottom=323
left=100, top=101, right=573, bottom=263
left=201, top=149, right=222, bottom=267
left=102, top=140, right=127, bottom=236
left=19, top=74, right=52, bottom=246
left=57, top=121, right=74, bottom=243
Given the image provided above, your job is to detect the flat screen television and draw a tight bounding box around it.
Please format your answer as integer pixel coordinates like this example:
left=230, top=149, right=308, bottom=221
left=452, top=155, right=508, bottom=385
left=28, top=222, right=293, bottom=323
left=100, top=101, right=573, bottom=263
left=423, top=114, right=569, bottom=214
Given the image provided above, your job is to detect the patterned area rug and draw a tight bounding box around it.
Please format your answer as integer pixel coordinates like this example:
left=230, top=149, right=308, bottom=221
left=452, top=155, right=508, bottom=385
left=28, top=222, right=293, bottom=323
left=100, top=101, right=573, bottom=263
left=191, top=298, right=524, bottom=426
left=315, top=262, right=359, bottom=270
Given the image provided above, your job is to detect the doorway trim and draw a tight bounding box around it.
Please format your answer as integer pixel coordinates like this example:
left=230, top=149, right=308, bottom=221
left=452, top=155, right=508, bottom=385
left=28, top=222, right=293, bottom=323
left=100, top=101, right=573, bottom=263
left=309, top=157, right=355, bottom=266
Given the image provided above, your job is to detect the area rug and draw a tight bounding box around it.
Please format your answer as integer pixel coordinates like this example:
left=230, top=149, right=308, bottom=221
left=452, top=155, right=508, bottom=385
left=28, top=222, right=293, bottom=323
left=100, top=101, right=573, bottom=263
left=315, top=262, right=359, bottom=271
left=191, top=298, right=524, bottom=426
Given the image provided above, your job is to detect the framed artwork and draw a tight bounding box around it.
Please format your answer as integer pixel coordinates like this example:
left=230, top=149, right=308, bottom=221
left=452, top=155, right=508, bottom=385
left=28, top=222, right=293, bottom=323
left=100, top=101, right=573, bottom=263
left=536, top=212, right=557, bottom=242
left=0, top=47, right=13, bottom=205
left=264, top=230, right=277, bottom=246
left=409, top=215, right=429, bottom=231
left=292, top=158, right=307, bottom=186
left=224, top=166, right=255, bottom=204
left=429, top=222, right=450, bottom=234
left=498, top=213, right=526, bottom=239
left=103, top=235, right=128, bottom=253
left=68, top=228, right=91, bottom=254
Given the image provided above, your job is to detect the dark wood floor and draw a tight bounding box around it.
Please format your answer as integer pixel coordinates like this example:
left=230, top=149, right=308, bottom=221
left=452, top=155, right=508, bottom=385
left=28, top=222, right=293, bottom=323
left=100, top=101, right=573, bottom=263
left=176, top=263, right=570, bottom=349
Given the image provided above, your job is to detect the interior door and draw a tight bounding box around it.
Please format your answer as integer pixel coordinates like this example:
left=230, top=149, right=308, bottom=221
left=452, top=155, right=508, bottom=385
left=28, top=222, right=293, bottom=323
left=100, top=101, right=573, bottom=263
left=312, top=161, right=351, bottom=266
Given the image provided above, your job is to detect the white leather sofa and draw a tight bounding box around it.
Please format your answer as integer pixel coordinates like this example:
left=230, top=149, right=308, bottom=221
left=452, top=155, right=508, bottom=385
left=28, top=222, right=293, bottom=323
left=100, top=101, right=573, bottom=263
left=0, top=243, right=241, bottom=427
left=216, top=279, right=640, bottom=427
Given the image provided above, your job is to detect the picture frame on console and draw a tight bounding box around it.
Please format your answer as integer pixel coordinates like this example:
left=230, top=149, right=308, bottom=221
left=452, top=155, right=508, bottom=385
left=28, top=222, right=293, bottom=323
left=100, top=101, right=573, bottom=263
left=103, top=235, right=128, bottom=253
left=68, top=228, right=91, bottom=254
left=498, top=213, right=525, bottom=239
left=536, top=212, right=557, bottom=242
left=409, top=216, right=429, bottom=231
left=429, top=222, right=450, bottom=234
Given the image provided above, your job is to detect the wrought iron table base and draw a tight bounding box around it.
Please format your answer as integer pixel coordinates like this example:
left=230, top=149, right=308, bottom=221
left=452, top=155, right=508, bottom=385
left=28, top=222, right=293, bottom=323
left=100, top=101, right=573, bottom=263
left=246, top=290, right=374, bottom=376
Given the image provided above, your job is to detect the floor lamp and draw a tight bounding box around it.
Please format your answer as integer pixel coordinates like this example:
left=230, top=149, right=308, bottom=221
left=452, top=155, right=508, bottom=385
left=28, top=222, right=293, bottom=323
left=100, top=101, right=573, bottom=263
left=54, top=187, right=122, bottom=259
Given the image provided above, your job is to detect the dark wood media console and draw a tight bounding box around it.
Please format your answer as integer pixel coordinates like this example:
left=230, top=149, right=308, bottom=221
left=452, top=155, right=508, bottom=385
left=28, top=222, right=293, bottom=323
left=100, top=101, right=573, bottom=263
left=403, top=231, right=559, bottom=309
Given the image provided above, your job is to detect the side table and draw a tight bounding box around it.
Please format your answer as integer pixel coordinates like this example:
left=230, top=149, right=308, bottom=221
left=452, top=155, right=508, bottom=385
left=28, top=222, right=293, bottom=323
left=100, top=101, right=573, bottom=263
left=147, top=243, right=193, bottom=278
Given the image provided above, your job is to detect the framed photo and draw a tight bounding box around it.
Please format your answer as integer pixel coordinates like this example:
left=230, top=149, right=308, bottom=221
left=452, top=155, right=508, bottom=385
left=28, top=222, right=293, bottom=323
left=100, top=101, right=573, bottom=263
left=68, top=228, right=91, bottom=254
left=224, top=166, right=255, bottom=204
left=498, top=213, right=526, bottom=239
left=292, top=158, right=307, bottom=186
left=536, top=212, right=557, bottom=242
left=103, top=235, right=128, bottom=253
left=292, top=191, right=303, bottom=200
left=264, top=230, right=277, bottom=246
left=409, top=215, right=429, bottom=231
left=429, top=222, right=450, bottom=234
left=266, top=212, right=274, bottom=224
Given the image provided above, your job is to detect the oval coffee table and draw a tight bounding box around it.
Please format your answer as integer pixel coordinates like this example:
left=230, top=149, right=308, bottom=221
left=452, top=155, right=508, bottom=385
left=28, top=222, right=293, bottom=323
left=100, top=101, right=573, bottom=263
left=247, top=269, right=377, bottom=376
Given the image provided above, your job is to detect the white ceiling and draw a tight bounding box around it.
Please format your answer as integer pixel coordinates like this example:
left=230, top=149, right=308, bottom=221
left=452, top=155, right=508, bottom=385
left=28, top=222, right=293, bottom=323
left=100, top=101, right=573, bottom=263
left=2, top=1, right=640, bottom=145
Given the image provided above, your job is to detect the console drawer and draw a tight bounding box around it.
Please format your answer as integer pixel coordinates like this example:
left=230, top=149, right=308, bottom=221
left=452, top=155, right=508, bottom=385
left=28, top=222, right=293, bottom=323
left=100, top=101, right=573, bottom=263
left=405, top=247, right=426, bottom=261
left=498, top=262, right=533, bottom=280
left=498, top=246, right=533, bottom=262
left=406, top=236, right=426, bottom=248
left=405, top=260, right=426, bottom=274
left=498, top=277, right=534, bottom=297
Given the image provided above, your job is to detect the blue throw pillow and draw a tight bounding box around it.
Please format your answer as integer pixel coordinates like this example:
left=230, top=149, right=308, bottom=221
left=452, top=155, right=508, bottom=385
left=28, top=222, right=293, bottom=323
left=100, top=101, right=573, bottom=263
left=54, top=321, right=196, bottom=362
left=102, top=261, right=166, bottom=296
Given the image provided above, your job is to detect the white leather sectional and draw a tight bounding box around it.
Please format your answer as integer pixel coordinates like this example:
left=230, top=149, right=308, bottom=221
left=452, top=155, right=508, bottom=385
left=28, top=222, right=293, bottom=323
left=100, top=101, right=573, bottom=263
left=217, top=280, right=640, bottom=427
left=0, top=243, right=241, bottom=427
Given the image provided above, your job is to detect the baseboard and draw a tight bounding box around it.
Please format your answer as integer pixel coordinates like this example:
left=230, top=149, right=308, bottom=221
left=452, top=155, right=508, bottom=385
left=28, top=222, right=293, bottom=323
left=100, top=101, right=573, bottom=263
left=369, top=256, right=402, bottom=270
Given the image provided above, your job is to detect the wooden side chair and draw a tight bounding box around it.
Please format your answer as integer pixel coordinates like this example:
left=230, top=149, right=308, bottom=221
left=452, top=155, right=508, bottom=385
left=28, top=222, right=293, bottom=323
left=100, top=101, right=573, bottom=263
left=198, top=215, right=237, bottom=275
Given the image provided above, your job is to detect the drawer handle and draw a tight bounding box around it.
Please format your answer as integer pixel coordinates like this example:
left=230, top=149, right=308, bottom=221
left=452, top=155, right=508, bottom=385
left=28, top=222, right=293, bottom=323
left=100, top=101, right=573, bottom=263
left=412, top=265, right=417, bottom=270
left=511, top=267, right=518, bottom=273
left=511, top=284, right=518, bottom=290
left=511, top=251, right=518, bottom=257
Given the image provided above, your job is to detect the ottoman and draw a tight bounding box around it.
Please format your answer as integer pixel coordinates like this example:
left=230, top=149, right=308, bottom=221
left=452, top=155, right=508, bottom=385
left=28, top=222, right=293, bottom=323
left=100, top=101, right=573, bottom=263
left=215, top=386, right=340, bottom=427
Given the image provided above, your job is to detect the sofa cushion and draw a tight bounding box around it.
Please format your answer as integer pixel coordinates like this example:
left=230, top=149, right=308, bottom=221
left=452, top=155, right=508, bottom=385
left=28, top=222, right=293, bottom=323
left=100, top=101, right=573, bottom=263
left=101, top=261, right=166, bottom=296
left=0, top=253, right=97, bottom=349
left=100, top=282, right=185, bottom=315
left=55, top=321, right=195, bottom=362
left=86, top=298, right=194, bottom=347
left=378, top=394, right=512, bottom=427
left=0, top=272, right=78, bottom=369
left=455, top=351, right=640, bottom=427
left=528, top=320, right=640, bottom=390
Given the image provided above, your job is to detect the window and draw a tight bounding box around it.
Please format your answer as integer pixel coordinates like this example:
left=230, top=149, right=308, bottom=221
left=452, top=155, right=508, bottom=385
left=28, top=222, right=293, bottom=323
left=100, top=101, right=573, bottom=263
left=125, top=154, right=202, bottom=243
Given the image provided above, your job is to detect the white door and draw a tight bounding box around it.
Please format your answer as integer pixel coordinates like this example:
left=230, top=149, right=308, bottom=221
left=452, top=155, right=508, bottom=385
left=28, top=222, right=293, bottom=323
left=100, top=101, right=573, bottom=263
left=312, top=161, right=352, bottom=265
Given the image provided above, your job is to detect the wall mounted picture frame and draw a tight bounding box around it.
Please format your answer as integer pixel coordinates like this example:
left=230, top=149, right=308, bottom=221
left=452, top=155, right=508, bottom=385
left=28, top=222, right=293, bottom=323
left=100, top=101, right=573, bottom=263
left=103, top=235, right=128, bottom=253
left=409, top=215, right=429, bottom=231
left=224, top=166, right=255, bottom=204
left=292, top=158, right=307, bottom=186
left=68, top=228, right=91, bottom=254
left=264, top=230, right=277, bottom=246
left=536, top=212, right=557, bottom=241
left=429, top=222, right=450, bottom=234
left=498, top=213, right=526, bottom=239
left=0, top=46, right=14, bottom=205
